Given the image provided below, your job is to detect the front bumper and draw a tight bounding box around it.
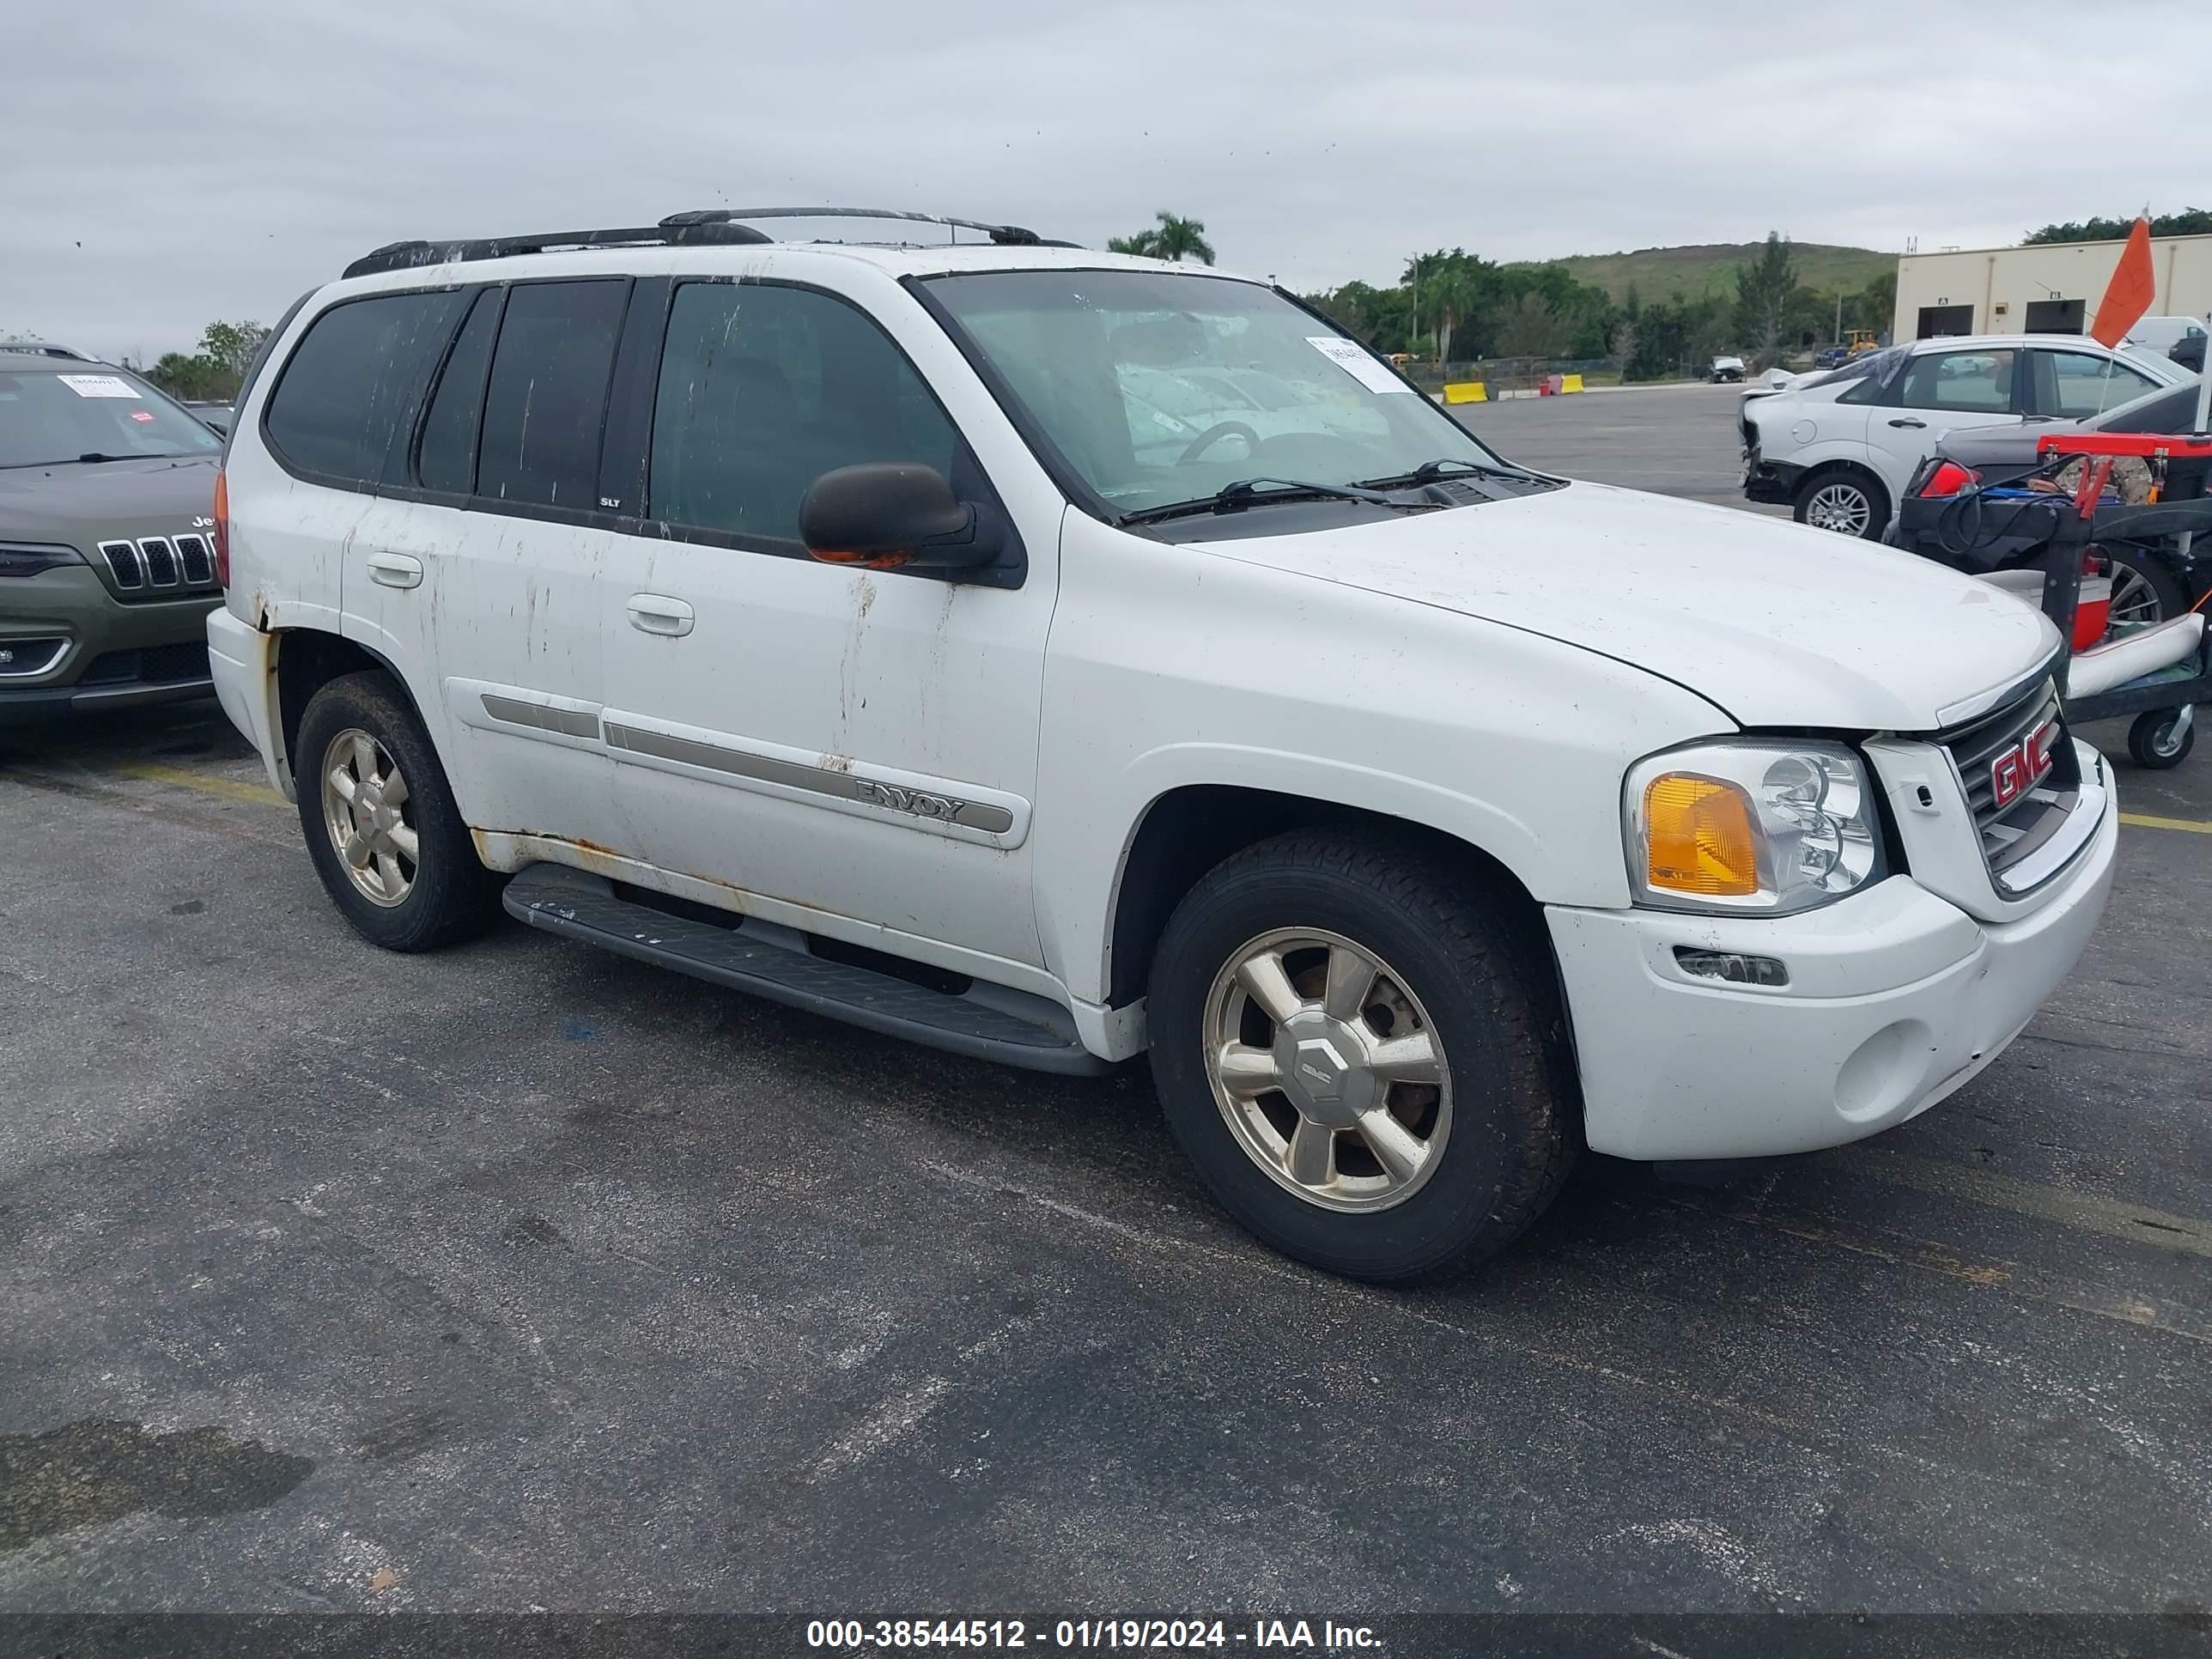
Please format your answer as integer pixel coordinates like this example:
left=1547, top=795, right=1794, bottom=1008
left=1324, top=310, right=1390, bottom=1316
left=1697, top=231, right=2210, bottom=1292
left=1547, top=750, right=2118, bottom=1161
left=0, top=566, right=219, bottom=725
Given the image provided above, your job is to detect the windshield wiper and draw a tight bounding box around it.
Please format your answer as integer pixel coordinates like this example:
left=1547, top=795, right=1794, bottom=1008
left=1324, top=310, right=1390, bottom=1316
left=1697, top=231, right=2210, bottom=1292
left=1119, top=477, right=1401, bottom=527
left=1352, top=457, right=1534, bottom=489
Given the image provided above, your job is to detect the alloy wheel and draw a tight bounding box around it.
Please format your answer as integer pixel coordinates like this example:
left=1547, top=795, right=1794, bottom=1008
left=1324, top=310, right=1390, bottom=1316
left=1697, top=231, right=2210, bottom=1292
left=1200, top=928, right=1453, bottom=1212
left=319, top=727, right=419, bottom=907
left=1804, top=482, right=1872, bottom=536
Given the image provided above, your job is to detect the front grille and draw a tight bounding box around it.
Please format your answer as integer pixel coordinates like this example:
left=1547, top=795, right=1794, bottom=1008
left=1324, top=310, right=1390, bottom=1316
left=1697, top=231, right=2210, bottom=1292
left=140, top=641, right=210, bottom=682
left=99, top=540, right=143, bottom=588
left=1944, top=680, right=2079, bottom=880
left=91, top=532, right=219, bottom=599
left=78, top=642, right=210, bottom=686
left=139, top=537, right=180, bottom=586
left=175, top=532, right=214, bottom=585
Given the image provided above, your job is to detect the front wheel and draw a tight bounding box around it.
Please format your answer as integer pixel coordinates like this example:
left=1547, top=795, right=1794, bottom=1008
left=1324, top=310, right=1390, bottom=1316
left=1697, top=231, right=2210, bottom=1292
left=2128, top=708, right=2196, bottom=769
left=1794, top=469, right=1890, bottom=540
left=295, top=670, right=503, bottom=951
left=1148, top=831, right=1576, bottom=1283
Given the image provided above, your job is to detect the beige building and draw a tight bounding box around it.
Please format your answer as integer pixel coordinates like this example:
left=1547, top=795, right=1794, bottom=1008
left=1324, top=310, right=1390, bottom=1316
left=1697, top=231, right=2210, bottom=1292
left=1892, top=232, right=2212, bottom=341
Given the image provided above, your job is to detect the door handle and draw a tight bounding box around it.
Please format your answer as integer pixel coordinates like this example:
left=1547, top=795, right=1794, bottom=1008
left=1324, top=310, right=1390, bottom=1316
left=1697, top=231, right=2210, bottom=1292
left=1887, top=417, right=1928, bottom=428
left=366, top=551, right=423, bottom=589
left=627, top=594, right=696, bottom=637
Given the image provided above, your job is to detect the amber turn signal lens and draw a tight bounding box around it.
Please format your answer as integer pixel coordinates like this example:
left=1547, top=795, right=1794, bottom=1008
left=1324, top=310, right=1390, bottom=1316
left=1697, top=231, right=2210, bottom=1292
left=1644, top=773, right=1760, bottom=897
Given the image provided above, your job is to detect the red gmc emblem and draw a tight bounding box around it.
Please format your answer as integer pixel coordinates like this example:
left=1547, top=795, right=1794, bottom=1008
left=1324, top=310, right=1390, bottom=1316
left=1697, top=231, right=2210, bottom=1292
left=1990, top=719, right=2059, bottom=809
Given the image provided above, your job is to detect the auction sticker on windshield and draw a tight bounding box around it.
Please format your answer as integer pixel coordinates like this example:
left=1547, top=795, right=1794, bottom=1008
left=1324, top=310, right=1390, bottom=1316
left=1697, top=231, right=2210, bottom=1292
left=58, top=374, right=142, bottom=398
left=1306, top=337, right=1412, bottom=394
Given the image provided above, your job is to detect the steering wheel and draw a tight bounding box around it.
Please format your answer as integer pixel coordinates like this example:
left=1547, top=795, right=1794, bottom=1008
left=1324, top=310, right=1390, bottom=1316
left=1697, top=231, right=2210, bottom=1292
left=1177, top=421, right=1261, bottom=465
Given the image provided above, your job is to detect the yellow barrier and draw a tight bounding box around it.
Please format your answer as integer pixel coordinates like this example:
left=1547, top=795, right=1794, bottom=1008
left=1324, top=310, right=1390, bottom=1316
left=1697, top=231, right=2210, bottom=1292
left=1559, top=374, right=1584, bottom=393
left=1443, top=381, right=1487, bottom=404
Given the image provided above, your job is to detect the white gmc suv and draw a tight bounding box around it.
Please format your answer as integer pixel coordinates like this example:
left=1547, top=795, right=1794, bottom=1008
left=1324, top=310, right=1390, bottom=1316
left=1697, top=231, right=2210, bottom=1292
left=208, top=208, right=2118, bottom=1282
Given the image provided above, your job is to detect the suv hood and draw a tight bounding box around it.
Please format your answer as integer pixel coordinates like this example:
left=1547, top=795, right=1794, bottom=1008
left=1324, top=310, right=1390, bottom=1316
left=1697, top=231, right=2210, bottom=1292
left=1204, top=482, right=2059, bottom=732
left=0, top=454, right=219, bottom=544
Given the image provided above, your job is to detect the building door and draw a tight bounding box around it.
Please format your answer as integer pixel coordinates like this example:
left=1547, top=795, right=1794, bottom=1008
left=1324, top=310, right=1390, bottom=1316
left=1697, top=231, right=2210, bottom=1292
left=1916, top=304, right=1974, bottom=338
left=2023, top=299, right=2085, bottom=334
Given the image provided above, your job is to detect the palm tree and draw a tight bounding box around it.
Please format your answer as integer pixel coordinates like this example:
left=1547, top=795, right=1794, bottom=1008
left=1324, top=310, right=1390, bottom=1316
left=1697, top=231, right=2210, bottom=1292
left=1109, top=212, right=1214, bottom=264
left=1425, top=267, right=1478, bottom=368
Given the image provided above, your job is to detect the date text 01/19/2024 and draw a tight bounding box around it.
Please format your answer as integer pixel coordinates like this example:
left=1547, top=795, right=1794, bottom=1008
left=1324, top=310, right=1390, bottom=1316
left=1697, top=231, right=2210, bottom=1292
left=805, top=1620, right=1382, bottom=1650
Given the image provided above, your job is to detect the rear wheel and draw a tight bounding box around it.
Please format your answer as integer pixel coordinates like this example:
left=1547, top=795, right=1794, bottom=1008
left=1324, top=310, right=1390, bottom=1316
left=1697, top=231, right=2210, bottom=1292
left=1148, top=831, right=1576, bottom=1283
left=1794, top=468, right=1890, bottom=539
left=295, top=671, right=502, bottom=951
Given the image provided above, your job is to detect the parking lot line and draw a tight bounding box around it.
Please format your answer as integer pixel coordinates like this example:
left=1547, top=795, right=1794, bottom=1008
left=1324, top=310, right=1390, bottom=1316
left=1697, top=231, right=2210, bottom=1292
left=2120, top=811, right=2212, bottom=836
left=100, top=758, right=286, bottom=809
left=1827, top=1146, right=2212, bottom=1260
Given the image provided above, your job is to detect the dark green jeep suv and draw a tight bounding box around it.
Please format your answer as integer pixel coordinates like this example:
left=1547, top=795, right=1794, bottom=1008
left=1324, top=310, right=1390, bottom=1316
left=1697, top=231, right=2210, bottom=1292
left=1, top=350, right=227, bottom=723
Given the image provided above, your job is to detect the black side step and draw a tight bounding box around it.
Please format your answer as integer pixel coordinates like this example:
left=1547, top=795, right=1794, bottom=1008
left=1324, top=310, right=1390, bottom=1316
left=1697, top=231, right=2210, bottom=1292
left=503, top=865, right=1109, bottom=1076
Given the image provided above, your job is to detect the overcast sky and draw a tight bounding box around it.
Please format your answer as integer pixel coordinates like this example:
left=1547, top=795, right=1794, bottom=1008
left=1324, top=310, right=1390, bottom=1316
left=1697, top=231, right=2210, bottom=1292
left=9, top=0, right=2210, bottom=362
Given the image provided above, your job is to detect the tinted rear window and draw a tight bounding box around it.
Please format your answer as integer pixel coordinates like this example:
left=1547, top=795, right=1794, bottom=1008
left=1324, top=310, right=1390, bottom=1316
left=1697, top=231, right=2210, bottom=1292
left=477, top=280, right=628, bottom=510
left=263, top=291, right=465, bottom=483
left=416, top=288, right=501, bottom=495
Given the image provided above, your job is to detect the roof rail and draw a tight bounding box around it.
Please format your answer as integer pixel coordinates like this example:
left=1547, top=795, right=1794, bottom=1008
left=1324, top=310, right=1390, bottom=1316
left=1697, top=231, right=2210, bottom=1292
left=659, top=207, right=1048, bottom=246
left=342, top=220, right=773, bottom=280
left=0, top=341, right=94, bottom=361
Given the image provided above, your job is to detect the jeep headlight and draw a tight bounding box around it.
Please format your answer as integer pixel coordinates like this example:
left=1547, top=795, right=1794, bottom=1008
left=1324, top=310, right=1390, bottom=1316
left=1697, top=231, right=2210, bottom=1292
left=1625, top=740, right=1885, bottom=914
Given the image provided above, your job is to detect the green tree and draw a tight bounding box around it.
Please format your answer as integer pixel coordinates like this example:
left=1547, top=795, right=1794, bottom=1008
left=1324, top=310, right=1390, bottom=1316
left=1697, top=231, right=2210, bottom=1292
left=1108, top=211, right=1214, bottom=264
left=1733, top=232, right=1808, bottom=367
left=1493, top=292, right=1574, bottom=359
left=198, top=319, right=269, bottom=382
left=2024, top=207, right=2212, bottom=246
left=1848, top=269, right=1898, bottom=337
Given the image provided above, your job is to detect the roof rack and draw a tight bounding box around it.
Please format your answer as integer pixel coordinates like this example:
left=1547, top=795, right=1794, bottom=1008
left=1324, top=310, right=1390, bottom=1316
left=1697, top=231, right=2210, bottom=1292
left=0, top=341, right=94, bottom=361
left=658, top=207, right=1048, bottom=246
left=342, top=207, right=1067, bottom=278
left=343, top=221, right=772, bottom=280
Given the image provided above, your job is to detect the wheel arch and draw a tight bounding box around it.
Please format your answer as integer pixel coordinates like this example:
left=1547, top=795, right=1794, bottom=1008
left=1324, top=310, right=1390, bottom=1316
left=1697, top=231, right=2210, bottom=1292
left=272, top=628, right=425, bottom=791
left=1101, top=783, right=1553, bottom=1012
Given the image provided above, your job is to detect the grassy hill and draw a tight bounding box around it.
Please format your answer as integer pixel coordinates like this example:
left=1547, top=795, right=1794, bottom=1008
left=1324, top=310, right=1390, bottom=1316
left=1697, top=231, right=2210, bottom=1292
left=1516, top=242, right=1896, bottom=303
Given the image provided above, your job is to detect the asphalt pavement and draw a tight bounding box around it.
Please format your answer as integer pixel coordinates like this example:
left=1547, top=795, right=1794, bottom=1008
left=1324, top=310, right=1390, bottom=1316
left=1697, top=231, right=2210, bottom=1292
left=3, top=383, right=2209, bottom=1627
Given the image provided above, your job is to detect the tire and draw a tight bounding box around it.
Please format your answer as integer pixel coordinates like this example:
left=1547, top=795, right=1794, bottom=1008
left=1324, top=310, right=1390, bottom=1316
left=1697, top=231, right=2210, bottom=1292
left=1793, top=468, right=1890, bottom=540
left=2127, top=708, right=2196, bottom=769
left=295, top=669, right=503, bottom=951
left=2099, top=544, right=2188, bottom=631
left=1147, top=830, right=1577, bottom=1284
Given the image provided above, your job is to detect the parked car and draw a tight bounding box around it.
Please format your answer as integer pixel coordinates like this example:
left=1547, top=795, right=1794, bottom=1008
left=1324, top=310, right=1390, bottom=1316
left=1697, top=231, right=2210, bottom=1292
left=181, top=400, right=234, bottom=435
left=1813, top=345, right=1852, bottom=370
left=1887, top=378, right=2212, bottom=625
left=1708, top=355, right=1745, bottom=383
left=210, top=210, right=2118, bottom=1283
left=1741, top=333, right=2192, bottom=538
left=2123, top=316, right=2208, bottom=361
left=0, top=349, right=228, bottom=722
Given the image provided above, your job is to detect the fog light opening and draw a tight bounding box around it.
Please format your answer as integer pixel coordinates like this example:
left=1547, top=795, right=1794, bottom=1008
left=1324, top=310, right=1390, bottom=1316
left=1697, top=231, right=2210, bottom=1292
left=1673, top=947, right=1790, bottom=988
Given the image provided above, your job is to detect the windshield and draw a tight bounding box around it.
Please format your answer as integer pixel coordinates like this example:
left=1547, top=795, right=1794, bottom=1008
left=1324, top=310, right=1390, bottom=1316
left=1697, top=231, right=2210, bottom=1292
left=0, top=367, right=223, bottom=468
left=922, top=270, right=1516, bottom=520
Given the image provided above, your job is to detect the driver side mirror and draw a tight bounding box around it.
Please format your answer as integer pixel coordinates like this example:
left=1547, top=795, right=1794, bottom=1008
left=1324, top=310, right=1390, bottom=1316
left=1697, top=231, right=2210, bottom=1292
left=799, top=463, right=994, bottom=574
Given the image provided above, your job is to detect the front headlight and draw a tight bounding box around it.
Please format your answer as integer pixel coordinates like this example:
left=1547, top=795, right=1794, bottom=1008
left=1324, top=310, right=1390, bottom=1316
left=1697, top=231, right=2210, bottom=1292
left=1625, top=739, right=1886, bottom=915
left=0, top=542, right=87, bottom=578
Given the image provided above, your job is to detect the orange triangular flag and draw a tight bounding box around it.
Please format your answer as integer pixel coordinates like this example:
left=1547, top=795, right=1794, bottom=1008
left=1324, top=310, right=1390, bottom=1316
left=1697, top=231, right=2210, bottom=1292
left=2089, top=216, right=2156, bottom=347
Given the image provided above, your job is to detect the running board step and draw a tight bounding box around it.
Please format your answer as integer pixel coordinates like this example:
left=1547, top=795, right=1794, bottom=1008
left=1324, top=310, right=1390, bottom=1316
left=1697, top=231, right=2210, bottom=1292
left=503, top=864, right=1109, bottom=1076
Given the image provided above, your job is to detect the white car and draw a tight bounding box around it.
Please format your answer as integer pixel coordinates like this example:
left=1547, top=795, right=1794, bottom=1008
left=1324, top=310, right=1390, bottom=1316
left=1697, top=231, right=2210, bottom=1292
left=1741, top=333, right=2192, bottom=538
left=208, top=210, right=2118, bottom=1283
